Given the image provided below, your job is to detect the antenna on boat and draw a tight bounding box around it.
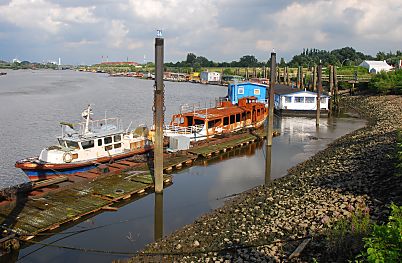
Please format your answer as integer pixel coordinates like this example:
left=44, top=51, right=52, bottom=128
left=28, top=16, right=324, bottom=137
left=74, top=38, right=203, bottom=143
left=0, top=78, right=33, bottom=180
left=82, top=104, right=93, bottom=134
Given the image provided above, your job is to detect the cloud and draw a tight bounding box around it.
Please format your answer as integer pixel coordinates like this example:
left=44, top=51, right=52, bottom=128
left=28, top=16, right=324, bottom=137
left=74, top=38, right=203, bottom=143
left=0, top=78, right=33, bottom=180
left=0, top=0, right=401, bottom=64
left=0, top=0, right=98, bottom=34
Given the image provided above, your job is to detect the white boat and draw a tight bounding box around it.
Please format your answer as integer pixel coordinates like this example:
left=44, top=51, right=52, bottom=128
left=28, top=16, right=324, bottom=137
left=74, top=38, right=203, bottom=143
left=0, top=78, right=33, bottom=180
left=16, top=105, right=152, bottom=181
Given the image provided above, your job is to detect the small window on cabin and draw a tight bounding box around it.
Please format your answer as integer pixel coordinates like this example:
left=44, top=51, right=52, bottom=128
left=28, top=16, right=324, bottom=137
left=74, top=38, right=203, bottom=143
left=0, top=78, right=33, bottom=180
left=236, top=113, right=240, bottom=122
left=238, top=87, right=244, bottom=94
left=114, top=143, right=121, bottom=149
left=241, top=112, right=246, bottom=121
left=98, top=139, right=102, bottom=146
left=305, top=97, right=315, bottom=103
left=105, top=145, right=112, bottom=151
left=257, top=109, right=260, bottom=116
left=180, top=117, right=185, bottom=124
left=194, top=119, right=205, bottom=125
left=295, top=97, right=304, bottom=103
left=58, top=139, right=66, bottom=147
left=81, top=140, right=94, bottom=149
left=254, top=89, right=260, bottom=95
left=285, top=96, right=292, bottom=103
left=114, top=135, right=121, bottom=142
left=320, top=97, right=327, bottom=104
left=66, top=140, right=79, bottom=149
left=230, top=115, right=235, bottom=123
left=104, top=137, right=112, bottom=144
left=223, top=117, right=229, bottom=125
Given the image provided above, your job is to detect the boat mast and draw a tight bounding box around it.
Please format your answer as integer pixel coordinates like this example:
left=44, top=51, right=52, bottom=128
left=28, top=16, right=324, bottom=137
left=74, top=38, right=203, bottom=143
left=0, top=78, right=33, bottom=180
left=83, top=105, right=92, bottom=134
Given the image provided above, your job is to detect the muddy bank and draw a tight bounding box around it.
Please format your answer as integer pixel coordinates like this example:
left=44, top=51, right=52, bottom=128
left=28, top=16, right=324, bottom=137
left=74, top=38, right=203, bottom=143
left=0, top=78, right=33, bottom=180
left=128, top=95, right=402, bottom=262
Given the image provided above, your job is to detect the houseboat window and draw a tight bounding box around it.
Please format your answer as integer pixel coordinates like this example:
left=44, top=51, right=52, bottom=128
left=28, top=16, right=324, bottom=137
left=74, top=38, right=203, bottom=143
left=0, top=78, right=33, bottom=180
left=98, top=139, right=102, bottom=146
left=285, top=96, right=292, bottom=103
left=257, top=109, right=261, bottom=116
left=246, top=111, right=251, bottom=119
left=105, top=145, right=112, bottom=151
left=194, top=119, right=205, bottom=125
left=114, top=134, right=121, bottom=142
left=114, top=143, right=121, bottom=149
left=305, top=97, right=315, bottom=103
left=295, top=97, right=304, bottom=103
left=241, top=112, right=246, bottom=121
left=320, top=98, right=327, bottom=103
left=254, top=89, right=260, bottom=95
left=186, top=116, right=193, bottom=125
left=223, top=117, right=229, bottom=125
left=236, top=113, right=240, bottom=122
left=208, top=119, right=219, bottom=128
left=104, top=137, right=112, bottom=144
left=230, top=115, right=235, bottom=124
left=65, top=140, right=79, bottom=149
left=81, top=140, right=94, bottom=149
left=238, top=87, right=244, bottom=94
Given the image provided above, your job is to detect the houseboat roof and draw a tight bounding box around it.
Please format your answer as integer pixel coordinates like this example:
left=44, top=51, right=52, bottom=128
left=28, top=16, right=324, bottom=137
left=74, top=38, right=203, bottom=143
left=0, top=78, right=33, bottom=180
left=274, top=84, right=329, bottom=97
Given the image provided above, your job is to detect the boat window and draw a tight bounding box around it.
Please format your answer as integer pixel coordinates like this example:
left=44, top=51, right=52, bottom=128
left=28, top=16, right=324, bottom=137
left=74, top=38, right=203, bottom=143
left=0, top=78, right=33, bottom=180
left=238, top=87, right=244, bottom=94
left=81, top=140, right=94, bottom=149
left=285, top=96, right=292, bottom=103
left=236, top=113, right=240, bottom=122
left=186, top=116, right=193, bottom=125
left=104, top=137, right=112, bottom=144
left=247, top=111, right=251, bottom=119
left=98, top=139, right=102, bottom=146
left=254, top=89, right=260, bottom=95
left=305, top=97, right=315, bottom=103
left=241, top=112, right=246, bottom=121
left=114, top=134, right=121, bottom=142
left=320, top=97, right=327, bottom=104
left=65, top=140, right=79, bottom=149
left=208, top=119, right=219, bottom=128
left=114, top=143, right=121, bottom=149
left=194, top=119, right=204, bottom=125
left=105, top=145, right=112, bottom=151
left=230, top=115, right=235, bottom=124
left=58, top=139, right=66, bottom=147
left=295, top=97, right=304, bottom=103
left=223, top=117, right=229, bottom=125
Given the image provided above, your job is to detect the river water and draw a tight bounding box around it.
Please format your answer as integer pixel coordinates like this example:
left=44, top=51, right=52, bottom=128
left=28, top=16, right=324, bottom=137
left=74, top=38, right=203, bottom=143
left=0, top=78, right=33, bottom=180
left=0, top=70, right=366, bottom=262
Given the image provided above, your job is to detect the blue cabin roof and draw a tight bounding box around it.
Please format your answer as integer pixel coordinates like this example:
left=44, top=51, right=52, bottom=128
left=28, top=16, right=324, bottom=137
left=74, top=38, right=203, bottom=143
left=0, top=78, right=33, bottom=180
left=228, top=82, right=268, bottom=104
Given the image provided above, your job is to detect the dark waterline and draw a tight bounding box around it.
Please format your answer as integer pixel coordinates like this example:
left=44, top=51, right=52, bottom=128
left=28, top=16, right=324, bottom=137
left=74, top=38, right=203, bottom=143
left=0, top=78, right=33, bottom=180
left=0, top=70, right=366, bottom=262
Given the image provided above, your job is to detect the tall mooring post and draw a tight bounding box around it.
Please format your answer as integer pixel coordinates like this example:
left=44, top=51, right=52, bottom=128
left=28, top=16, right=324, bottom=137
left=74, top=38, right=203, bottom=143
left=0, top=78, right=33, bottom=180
left=267, top=52, right=276, bottom=146
left=316, top=63, right=322, bottom=127
left=154, top=31, right=164, bottom=193
left=333, top=66, right=339, bottom=110
left=329, top=65, right=334, bottom=114
left=312, top=66, right=317, bottom=92
left=297, top=66, right=301, bottom=88
left=154, top=192, right=163, bottom=241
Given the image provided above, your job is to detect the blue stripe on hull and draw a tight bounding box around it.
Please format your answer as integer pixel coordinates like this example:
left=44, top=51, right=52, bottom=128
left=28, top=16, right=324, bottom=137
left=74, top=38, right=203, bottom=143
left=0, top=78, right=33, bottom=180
left=23, top=165, right=96, bottom=179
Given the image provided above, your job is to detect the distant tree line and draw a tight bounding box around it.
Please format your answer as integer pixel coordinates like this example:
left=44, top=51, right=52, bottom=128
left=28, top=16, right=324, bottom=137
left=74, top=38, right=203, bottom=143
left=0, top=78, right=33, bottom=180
left=165, top=47, right=402, bottom=69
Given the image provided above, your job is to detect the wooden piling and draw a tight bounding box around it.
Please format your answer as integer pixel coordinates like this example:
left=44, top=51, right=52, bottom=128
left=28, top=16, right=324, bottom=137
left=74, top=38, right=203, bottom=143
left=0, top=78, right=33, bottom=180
left=154, top=34, right=164, bottom=193
left=312, top=66, right=317, bottom=92
left=267, top=52, right=276, bottom=146
left=333, top=66, right=339, bottom=110
left=316, top=64, right=322, bottom=127
left=329, top=65, right=334, bottom=113
left=297, top=66, right=301, bottom=88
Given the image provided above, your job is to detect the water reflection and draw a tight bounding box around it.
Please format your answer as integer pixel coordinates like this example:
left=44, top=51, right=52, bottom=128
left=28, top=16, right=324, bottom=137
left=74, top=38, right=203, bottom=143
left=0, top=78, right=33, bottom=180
left=154, top=193, right=164, bottom=241
left=264, top=145, right=272, bottom=185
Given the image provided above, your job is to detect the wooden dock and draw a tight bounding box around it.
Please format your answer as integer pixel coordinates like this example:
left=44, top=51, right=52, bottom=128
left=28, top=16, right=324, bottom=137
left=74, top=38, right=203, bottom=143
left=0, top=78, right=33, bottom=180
left=0, top=129, right=277, bottom=248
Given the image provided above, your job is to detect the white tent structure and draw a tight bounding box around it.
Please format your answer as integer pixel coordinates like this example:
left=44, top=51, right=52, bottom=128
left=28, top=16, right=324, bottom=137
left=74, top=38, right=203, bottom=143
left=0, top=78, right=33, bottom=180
left=359, top=60, right=393, bottom=73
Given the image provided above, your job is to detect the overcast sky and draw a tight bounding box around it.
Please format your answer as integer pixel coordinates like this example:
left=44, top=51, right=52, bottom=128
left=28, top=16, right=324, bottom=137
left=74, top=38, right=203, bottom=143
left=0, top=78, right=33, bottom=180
left=0, top=0, right=401, bottom=65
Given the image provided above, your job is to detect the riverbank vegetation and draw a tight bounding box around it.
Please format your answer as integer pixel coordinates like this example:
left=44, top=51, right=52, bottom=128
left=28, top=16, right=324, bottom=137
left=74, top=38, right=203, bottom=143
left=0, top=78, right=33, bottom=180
left=369, top=69, right=402, bottom=94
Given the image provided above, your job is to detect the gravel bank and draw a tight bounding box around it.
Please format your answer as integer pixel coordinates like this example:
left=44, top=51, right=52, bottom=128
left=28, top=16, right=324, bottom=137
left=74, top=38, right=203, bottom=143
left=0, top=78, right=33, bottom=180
left=128, top=95, right=402, bottom=263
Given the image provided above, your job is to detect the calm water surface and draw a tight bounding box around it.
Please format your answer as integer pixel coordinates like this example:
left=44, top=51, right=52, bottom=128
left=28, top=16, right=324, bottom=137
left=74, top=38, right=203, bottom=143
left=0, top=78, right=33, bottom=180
left=0, top=70, right=366, bottom=262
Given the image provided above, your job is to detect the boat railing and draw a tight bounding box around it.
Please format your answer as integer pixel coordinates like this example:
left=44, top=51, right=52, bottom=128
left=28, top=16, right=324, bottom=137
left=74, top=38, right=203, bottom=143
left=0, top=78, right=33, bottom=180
left=179, top=99, right=221, bottom=114
left=61, top=118, right=122, bottom=137
left=164, top=124, right=204, bottom=134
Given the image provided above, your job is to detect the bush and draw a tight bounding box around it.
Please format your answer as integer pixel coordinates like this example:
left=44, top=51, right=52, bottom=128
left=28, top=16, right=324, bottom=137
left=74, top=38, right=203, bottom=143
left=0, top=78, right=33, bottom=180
left=362, top=203, right=402, bottom=263
left=369, top=70, right=402, bottom=94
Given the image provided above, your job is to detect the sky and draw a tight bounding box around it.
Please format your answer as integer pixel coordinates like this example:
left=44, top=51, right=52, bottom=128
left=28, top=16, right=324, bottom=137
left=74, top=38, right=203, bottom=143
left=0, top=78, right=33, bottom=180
left=0, top=0, right=401, bottom=65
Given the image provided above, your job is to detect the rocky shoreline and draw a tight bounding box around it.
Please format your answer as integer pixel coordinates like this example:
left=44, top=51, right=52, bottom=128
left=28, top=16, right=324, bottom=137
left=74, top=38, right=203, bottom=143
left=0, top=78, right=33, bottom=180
left=128, top=95, right=402, bottom=262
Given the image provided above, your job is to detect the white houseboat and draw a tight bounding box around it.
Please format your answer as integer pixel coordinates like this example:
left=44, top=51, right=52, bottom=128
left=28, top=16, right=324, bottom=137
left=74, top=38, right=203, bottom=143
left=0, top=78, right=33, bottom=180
left=274, top=84, right=330, bottom=116
left=16, top=105, right=152, bottom=181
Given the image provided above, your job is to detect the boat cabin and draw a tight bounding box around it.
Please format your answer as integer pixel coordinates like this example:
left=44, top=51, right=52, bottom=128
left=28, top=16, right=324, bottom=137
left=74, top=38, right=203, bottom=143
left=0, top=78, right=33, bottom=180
left=274, top=84, right=330, bottom=116
left=227, top=82, right=268, bottom=104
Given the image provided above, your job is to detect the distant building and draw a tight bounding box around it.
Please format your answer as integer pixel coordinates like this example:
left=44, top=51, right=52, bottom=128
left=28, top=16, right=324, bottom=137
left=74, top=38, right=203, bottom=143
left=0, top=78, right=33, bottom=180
left=200, top=71, right=221, bottom=84
left=100, top=61, right=141, bottom=67
left=359, top=60, right=393, bottom=73
left=228, top=82, right=267, bottom=104
left=274, top=84, right=329, bottom=116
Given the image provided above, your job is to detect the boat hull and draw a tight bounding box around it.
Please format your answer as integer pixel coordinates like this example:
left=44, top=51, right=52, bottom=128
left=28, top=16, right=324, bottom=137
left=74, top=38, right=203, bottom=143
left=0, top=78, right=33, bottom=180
left=16, top=146, right=152, bottom=181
